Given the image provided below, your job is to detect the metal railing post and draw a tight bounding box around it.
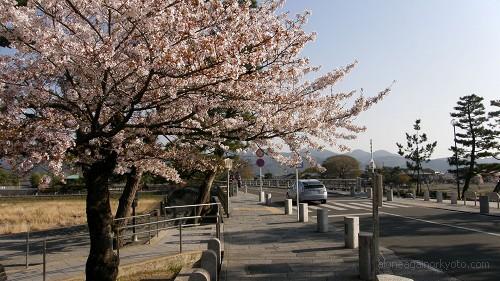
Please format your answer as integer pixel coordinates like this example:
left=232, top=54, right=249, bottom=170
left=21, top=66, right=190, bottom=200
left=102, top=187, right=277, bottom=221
left=116, top=230, right=120, bottom=259
left=148, top=215, right=152, bottom=244
left=216, top=215, right=220, bottom=240
left=25, top=226, right=29, bottom=268
left=164, top=208, right=167, bottom=228
left=179, top=223, right=183, bottom=253
left=43, top=239, right=47, bottom=281
left=156, top=209, right=160, bottom=237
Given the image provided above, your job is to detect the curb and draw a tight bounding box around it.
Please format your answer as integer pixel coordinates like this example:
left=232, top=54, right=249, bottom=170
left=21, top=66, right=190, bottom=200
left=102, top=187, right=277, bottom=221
left=395, top=199, right=500, bottom=218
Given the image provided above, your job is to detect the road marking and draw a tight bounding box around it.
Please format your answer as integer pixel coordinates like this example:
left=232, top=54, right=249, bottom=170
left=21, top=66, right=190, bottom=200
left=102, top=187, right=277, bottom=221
left=338, top=202, right=371, bottom=210
left=357, top=201, right=401, bottom=209
left=383, top=202, right=411, bottom=208
left=311, top=212, right=373, bottom=218
left=334, top=202, right=370, bottom=210
left=381, top=212, right=500, bottom=237
left=322, top=203, right=348, bottom=211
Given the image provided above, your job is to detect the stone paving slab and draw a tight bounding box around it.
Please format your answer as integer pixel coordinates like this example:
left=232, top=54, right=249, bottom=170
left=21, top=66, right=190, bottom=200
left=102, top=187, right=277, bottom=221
left=221, top=193, right=458, bottom=281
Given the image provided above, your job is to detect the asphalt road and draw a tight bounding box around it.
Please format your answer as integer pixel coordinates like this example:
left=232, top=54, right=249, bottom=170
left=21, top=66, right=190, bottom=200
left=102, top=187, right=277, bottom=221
left=247, top=186, right=500, bottom=281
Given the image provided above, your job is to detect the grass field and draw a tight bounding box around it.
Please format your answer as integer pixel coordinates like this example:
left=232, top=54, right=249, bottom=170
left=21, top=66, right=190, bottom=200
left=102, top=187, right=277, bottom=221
left=0, top=195, right=162, bottom=235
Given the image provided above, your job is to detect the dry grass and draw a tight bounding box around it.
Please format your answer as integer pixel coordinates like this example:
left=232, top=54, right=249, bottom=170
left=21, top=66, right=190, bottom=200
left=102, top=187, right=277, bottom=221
left=63, top=251, right=200, bottom=281
left=0, top=196, right=161, bottom=235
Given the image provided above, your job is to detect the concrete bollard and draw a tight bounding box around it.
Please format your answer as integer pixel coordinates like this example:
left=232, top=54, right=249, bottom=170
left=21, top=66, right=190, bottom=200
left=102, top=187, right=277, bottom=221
left=451, top=192, right=458, bottom=205
left=259, top=191, right=265, bottom=203
left=200, top=250, right=217, bottom=281
left=480, top=196, right=490, bottom=214
left=344, top=216, right=359, bottom=249
left=317, top=209, right=328, bottom=233
left=367, top=188, right=372, bottom=199
left=358, top=232, right=373, bottom=281
left=265, top=193, right=272, bottom=206
left=424, top=190, right=430, bottom=201
left=299, top=203, right=308, bottom=222
left=387, top=189, right=393, bottom=202
left=436, top=191, right=443, bottom=203
left=207, top=238, right=222, bottom=266
left=285, top=199, right=293, bottom=215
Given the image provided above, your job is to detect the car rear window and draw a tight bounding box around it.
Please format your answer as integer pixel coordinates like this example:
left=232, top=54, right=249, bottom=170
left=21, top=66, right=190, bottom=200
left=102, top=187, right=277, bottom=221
left=304, top=184, right=324, bottom=189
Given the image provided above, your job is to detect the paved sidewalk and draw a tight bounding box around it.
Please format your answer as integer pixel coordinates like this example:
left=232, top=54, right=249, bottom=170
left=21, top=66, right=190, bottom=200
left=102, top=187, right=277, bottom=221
left=394, top=197, right=500, bottom=217
left=2, top=224, right=217, bottom=281
left=221, top=193, right=457, bottom=281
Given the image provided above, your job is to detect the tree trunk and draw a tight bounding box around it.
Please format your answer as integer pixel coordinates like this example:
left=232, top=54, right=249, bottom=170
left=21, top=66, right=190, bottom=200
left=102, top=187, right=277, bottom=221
left=114, top=167, right=143, bottom=247
left=494, top=181, right=500, bottom=193
left=416, top=168, right=421, bottom=195
left=84, top=152, right=119, bottom=281
left=196, top=168, right=219, bottom=219
left=462, top=103, right=476, bottom=200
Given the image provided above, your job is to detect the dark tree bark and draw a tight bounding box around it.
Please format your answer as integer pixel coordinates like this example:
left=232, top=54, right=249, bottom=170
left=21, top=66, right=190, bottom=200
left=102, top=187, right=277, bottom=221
left=114, top=167, right=143, bottom=246
left=196, top=167, right=219, bottom=219
left=494, top=181, right=500, bottom=193
left=84, top=151, right=119, bottom=281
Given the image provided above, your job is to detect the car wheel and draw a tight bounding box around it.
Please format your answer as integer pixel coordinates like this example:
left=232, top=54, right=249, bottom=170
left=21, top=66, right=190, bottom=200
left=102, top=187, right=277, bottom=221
left=321, top=199, right=327, bottom=204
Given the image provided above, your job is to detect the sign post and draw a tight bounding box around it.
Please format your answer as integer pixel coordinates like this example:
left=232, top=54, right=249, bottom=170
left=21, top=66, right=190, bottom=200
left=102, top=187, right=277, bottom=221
left=256, top=158, right=265, bottom=203
left=369, top=140, right=379, bottom=279
left=296, top=161, right=303, bottom=222
left=224, top=158, right=233, bottom=217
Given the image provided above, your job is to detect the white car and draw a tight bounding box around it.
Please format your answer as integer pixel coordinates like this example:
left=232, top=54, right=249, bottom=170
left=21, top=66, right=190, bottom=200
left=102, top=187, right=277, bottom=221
left=286, top=179, right=327, bottom=204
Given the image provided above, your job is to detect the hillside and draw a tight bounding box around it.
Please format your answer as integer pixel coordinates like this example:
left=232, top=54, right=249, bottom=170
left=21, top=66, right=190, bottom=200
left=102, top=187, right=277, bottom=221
left=241, top=149, right=500, bottom=176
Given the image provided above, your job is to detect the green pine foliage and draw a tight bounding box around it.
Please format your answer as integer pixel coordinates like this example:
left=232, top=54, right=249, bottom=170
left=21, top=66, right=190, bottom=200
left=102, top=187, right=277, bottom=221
left=448, top=94, right=496, bottom=198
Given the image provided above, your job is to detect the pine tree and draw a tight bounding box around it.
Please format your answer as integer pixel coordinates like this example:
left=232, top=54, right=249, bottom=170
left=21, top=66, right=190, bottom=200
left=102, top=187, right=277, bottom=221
left=448, top=94, right=495, bottom=198
left=396, top=119, right=437, bottom=195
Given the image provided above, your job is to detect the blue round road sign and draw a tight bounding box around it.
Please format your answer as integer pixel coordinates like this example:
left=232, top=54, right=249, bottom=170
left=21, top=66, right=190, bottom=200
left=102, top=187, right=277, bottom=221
left=256, top=158, right=265, bottom=167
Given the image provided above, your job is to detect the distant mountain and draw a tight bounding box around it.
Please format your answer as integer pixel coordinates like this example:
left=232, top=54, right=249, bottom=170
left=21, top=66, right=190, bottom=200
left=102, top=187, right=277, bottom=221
left=240, top=149, right=500, bottom=176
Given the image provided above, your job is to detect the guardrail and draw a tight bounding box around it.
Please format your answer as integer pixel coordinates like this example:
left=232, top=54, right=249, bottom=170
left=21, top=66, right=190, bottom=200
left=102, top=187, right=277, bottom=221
left=1, top=203, right=223, bottom=281
left=115, top=202, right=222, bottom=257
left=241, top=178, right=366, bottom=191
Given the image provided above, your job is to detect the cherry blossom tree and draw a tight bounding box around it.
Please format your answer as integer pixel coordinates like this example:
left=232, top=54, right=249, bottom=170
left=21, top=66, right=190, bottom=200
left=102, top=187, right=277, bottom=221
left=0, top=0, right=389, bottom=279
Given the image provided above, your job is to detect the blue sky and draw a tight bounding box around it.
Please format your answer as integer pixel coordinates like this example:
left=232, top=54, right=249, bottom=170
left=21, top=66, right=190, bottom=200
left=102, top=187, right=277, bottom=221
left=282, top=0, right=500, bottom=158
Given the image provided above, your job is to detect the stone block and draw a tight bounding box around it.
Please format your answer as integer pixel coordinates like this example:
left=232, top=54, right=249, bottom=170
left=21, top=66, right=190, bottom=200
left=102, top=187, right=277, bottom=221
left=207, top=238, right=222, bottom=266
left=317, top=208, right=328, bottom=233
left=358, top=232, right=373, bottom=280
left=201, top=250, right=217, bottom=281
left=344, top=216, right=359, bottom=249
left=299, top=203, right=308, bottom=222
left=285, top=199, right=293, bottom=215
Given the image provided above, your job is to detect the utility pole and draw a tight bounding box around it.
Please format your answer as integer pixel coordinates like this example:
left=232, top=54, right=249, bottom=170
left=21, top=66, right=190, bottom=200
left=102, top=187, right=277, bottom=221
left=296, top=166, right=300, bottom=222
left=369, top=139, right=380, bottom=279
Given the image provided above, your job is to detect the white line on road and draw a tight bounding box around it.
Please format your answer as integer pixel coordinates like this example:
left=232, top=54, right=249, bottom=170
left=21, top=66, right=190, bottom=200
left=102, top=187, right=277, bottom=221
left=322, top=203, right=348, bottom=211
left=333, top=202, right=370, bottom=210
left=311, top=212, right=373, bottom=218
left=383, top=202, right=411, bottom=208
left=381, top=212, right=500, bottom=237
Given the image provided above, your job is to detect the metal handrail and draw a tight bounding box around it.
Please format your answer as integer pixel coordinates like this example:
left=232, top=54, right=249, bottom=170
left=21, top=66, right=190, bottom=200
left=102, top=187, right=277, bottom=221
left=114, top=213, right=151, bottom=221
left=116, top=215, right=218, bottom=231
left=163, top=202, right=220, bottom=210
